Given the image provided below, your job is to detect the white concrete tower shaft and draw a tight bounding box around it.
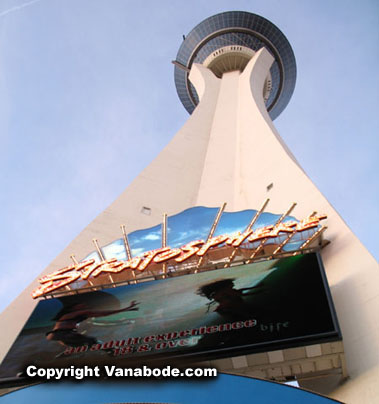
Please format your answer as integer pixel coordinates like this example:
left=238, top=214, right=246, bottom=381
left=189, top=47, right=379, bottom=402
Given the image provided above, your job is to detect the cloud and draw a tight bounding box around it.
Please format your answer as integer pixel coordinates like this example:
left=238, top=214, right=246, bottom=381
left=102, top=242, right=127, bottom=260
left=143, top=233, right=160, bottom=241
left=169, top=227, right=210, bottom=247
left=128, top=230, right=162, bottom=245
left=0, top=0, right=42, bottom=18
left=131, top=248, right=145, bottom=256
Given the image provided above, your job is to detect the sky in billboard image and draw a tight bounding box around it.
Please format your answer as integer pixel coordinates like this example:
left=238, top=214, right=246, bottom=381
left=84, top=206, right=305, bottom=263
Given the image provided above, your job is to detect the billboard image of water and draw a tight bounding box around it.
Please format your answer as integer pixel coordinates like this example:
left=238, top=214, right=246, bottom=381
left=0, top=253, right=340, bottom=379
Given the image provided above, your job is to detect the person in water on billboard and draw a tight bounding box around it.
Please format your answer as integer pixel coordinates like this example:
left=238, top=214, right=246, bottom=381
left=197, top=278, right=264, bottom=320
left=192, top=278, right=268, bottom=351
left=45, top=300, right=139, bottom=349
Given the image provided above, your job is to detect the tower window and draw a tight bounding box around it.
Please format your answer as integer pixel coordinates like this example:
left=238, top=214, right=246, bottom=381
left=141, top=206, right=151, bottom=215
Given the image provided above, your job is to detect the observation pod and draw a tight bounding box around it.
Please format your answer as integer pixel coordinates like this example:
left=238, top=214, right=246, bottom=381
left=174, top=11, right=297, bottom=120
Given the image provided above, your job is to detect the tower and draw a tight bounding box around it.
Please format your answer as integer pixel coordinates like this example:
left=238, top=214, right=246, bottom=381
left=0, top=10, right=378, bottom=403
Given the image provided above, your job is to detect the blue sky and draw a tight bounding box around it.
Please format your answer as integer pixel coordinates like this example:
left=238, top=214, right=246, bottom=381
left=0, top=0, right=378, bottom=324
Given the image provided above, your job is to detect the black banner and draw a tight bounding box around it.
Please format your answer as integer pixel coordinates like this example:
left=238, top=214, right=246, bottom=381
left=0, top=253, right=340, bottom=378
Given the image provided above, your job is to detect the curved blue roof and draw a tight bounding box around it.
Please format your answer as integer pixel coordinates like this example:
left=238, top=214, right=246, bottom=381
left=2, top=374, right=341, bottom=404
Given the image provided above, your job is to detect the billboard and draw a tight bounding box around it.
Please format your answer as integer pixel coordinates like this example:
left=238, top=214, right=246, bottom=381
left=31, top=205, right=328, bottom=298
left=0, top=253, right=340, bottom=379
